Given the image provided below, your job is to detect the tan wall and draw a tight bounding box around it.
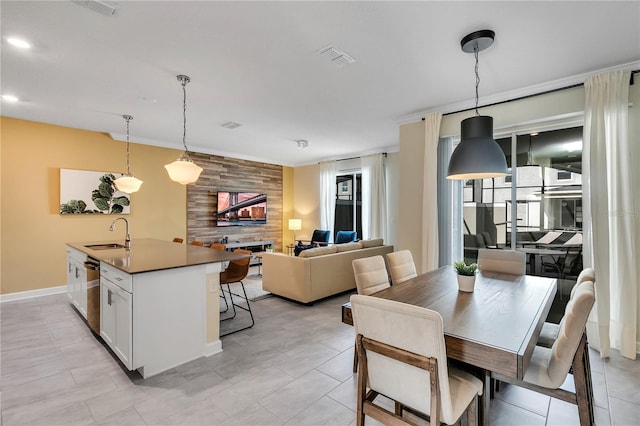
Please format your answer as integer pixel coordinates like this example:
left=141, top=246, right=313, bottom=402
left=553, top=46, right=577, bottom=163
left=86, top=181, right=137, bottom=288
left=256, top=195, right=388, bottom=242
left=0, top=117, right=186, bottom=295
left=282, top=166, right=294, bottom=251
left=292, top=163, right=321, bottom=241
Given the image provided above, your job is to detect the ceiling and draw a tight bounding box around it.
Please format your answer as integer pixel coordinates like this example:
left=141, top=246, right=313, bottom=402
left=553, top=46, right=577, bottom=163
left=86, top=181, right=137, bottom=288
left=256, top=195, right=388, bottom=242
left=2, top=1, right=639, bottom=167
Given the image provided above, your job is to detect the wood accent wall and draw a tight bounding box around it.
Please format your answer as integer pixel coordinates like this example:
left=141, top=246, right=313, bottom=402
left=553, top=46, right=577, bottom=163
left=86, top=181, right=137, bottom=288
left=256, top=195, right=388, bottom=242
left=187, top=152, right=283, bottom=250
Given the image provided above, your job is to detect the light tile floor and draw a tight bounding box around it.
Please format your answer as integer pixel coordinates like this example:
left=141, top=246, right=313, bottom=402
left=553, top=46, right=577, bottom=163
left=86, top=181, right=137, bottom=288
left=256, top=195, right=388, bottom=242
left=2, top=280, right=639, bottom=425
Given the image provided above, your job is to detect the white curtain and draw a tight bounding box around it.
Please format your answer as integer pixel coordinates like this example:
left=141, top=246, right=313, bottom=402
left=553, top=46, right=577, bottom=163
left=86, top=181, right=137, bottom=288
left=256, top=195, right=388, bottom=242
left=437, top=137, right=463, bottom=267
left=421, top=112, right=442, bottom=273
left=319, top=161, right=337, bottom=241
left=583, top=69, right=638, bottom=359
left=362, top=153, right=387, bottom=240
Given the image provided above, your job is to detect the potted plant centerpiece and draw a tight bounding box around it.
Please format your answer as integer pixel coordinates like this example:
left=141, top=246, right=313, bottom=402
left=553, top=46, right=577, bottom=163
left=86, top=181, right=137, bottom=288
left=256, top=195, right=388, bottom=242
left=453, top=260, right=478, bottom=292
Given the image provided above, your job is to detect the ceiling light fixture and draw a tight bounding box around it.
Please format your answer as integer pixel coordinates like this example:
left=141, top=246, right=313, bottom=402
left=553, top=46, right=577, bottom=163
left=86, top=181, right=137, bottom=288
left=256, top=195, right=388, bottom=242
left=165, top=75, right=203, bottom=185
left=447, top=29, right=508, bottom=180
left=113, top=115, right=143, bottom=194
left=7, top=37, right=31, bottom=49
left=296, top=140, right=309, bottom=149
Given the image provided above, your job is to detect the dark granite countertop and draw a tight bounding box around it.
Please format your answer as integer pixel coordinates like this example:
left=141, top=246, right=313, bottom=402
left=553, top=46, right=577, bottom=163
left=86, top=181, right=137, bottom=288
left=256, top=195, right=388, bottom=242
left=67, top=238, right=245, bottom=274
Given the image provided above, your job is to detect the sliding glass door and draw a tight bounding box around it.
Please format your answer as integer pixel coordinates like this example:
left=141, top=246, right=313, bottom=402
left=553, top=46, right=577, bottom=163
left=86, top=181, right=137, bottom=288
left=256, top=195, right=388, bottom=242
left=456, top=126, right=584, bottom=278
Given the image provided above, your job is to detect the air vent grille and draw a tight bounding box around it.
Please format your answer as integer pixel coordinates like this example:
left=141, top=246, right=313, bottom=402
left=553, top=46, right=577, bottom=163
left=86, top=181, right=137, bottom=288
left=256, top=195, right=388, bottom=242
left=318, top=45, right=356, bottom=68
left=221, top=121, right=242, bottom=129
left=72, top=0, right=119, bottom=16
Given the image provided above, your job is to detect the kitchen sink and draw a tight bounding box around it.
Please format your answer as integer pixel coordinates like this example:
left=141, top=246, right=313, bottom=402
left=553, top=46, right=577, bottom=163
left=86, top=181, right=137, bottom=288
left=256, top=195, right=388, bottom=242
left=85, top=243, right=126, bottom=250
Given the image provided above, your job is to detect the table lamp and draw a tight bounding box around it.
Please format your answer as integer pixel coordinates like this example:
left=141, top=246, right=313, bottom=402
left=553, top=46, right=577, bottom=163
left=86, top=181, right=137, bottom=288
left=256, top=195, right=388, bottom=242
left=288, top=218, right=302, bottom=244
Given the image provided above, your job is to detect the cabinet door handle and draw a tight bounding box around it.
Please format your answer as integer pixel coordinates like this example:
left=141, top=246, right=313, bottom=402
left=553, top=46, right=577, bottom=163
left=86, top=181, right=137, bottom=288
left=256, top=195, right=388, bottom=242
left=75, top=266, right=80, bottom=279
left=68, top=262, right=72, bottom=273
left=107, top=289, right=112, bottom=306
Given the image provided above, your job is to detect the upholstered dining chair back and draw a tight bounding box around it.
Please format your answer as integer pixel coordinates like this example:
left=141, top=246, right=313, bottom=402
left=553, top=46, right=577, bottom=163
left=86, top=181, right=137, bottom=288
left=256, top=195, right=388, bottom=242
left=210, top=243, right=226, bottom=251
left=172, top=237, right=183, bottom=243
left=524, top=280, right=595, bottom=389
left=220, top=249, right=251, bottom=282
left=190, top=241, right=204, bottom=247
left=537, top=268, right=595, bottom=348
left=351, top=294, right=483, bottom=425
left=352, top=256, right=390, bottom=296
left=386, top=250, right=417, bottom=285
left=478, top=249, right=526, bottom=275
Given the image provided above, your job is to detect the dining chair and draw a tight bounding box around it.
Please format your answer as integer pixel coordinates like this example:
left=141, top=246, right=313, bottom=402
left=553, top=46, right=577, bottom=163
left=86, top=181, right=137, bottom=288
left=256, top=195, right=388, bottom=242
left=351, top=294, right=483, bottom=426
left=210, top=243, right=229, bottom=311
left=172, top=237, right=183, bottom=243
left=190, top=241, right=204, bottom=246
left=352, top=255, right=391, bottom=296
left=477, top=248, right=526, bottom=275
left=493, top=280, right=596, bottom=426
left=219, top=249, right=254, bottom=336
left=351, top=255, right=391, bottom=372
left=386, top=250, right=417, bottom=285
left=537, top=268, right=595, bottom=348
left=542, top=246, right=583, bottom=280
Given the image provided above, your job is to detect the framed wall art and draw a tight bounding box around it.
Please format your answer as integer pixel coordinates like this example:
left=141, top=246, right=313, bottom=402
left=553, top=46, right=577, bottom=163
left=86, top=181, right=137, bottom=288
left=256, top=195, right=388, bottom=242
left=59, top=169, right=131, bottom=214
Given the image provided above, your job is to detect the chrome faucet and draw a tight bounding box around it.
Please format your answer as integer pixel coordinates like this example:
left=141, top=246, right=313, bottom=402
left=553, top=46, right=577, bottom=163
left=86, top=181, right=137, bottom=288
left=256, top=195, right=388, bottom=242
left=109, top=217, right=131, bottom=249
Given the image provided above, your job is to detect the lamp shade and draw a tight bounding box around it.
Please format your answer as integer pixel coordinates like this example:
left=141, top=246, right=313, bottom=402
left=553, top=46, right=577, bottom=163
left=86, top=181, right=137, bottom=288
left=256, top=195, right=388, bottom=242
left=288, top=218, right=302, bottom=231
left=114, top=175, right=143, bottom=194
left=164, top=158, right=203, bottom=185
left=447, top=115, right=508, bottom=180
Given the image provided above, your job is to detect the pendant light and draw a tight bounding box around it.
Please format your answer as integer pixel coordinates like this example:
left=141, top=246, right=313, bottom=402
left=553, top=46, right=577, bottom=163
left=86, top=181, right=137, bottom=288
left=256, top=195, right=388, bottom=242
left=164, top=74, right=203, bottom=185
left=113, top=115, right=143, bottom=193
left=447, top=30, right=508, bottom=180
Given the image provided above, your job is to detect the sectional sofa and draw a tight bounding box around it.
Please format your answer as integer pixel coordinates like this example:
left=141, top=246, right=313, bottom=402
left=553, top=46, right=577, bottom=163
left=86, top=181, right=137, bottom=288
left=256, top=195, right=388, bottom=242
left=261, top=239, right=393, bottom=303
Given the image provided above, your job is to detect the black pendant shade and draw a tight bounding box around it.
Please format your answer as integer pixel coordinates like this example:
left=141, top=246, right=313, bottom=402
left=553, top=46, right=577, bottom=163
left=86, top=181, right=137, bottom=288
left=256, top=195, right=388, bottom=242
left=447, top=115, right=508, bottom=180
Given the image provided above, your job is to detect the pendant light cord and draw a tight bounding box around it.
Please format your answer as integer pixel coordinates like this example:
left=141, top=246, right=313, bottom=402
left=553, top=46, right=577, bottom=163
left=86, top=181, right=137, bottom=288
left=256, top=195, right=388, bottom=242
left=123, top=114, right=133, bottom=175
left=182, top=77, right=189, bottom=153
left=474, top=43, right=480, bottom=116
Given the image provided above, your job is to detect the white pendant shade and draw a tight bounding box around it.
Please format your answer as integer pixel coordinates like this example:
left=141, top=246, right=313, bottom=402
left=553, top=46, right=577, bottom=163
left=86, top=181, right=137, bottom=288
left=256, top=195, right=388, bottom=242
left=114, top=175, right=144, bottom=193
left=164, top=158, right=203, bottom=185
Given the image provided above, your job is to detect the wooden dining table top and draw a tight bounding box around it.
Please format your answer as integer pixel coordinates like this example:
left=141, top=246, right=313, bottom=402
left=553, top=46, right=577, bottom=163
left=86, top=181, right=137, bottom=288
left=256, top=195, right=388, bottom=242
left=348, top=265, right=557, bottom=380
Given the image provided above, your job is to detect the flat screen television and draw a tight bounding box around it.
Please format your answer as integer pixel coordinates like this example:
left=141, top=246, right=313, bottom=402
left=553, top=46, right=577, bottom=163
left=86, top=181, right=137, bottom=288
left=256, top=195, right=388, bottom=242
left=216, top=191, right=267, bottom=226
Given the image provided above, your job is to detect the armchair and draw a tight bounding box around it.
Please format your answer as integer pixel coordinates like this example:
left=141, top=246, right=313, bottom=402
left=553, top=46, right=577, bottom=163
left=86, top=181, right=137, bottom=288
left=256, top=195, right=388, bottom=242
left=335, top=230, right=357, bottom=244
left=294, top=229, right=330, bottom=256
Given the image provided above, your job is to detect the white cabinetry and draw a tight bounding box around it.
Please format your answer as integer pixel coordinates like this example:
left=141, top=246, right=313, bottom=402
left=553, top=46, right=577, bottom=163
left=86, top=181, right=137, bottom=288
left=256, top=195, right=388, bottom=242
left=100, top=263, right=133, bottom=369
left=67, top=248, right=87, bottom=318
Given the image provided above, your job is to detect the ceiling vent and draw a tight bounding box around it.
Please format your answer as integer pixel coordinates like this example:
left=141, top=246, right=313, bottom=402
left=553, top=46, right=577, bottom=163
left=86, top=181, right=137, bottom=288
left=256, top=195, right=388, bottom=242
left=72, top=1, right=119, bottom=16
left=221, top=121, right=242, bottom=129
left=318, top=45, right=356, bottom=68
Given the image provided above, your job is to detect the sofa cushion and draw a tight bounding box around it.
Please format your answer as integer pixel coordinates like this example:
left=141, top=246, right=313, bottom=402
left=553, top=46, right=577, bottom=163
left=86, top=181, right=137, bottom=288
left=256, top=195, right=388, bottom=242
left=299, top=245, right=338, bottom=258
left=336, top=242, right=363, bottom=252
left=361, top=238, right=384, bottom=248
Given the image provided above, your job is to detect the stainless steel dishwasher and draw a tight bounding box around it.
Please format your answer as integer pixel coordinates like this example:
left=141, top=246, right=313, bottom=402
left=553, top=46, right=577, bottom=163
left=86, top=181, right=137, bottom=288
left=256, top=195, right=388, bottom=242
left=84, top=256, right=101, bottom=334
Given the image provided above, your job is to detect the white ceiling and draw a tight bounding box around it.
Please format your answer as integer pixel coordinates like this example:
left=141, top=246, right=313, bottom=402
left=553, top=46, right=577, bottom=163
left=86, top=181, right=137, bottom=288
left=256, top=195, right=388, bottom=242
left=2, top=1, right=639, bottom=167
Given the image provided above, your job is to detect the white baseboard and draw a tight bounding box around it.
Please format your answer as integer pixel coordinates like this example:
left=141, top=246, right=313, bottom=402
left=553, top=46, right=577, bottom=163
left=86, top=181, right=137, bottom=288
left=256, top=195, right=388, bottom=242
left=204, top=340, right=223, bottom=357
left=0, top=285, right=67, bottom=303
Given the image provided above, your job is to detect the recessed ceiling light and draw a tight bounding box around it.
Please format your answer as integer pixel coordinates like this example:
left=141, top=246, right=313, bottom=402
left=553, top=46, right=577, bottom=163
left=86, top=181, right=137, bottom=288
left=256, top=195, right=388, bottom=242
left=296, top=140, right=309, bottom=149
left=7, top=37, right=31, bottom=49
left=2, top=94, right=19, bottom=103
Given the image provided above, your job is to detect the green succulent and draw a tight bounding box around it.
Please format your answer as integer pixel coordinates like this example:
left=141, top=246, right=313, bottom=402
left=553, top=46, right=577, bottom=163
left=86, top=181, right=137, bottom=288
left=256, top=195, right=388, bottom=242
left=453, top=260, right=478, bottom=276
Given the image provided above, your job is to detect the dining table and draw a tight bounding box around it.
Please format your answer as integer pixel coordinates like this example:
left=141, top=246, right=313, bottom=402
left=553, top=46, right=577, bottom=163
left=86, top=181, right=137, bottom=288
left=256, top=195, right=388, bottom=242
left=342, top=265, right=558, bottom=426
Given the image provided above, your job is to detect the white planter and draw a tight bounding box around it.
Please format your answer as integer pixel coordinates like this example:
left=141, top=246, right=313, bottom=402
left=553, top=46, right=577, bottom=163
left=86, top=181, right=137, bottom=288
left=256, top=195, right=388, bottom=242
left=457, top=274, right=476, bottom=292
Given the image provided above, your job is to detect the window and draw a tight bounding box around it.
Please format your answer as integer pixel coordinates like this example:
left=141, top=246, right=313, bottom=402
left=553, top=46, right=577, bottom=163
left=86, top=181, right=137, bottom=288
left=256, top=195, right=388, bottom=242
left=458, top=127, right=583, bottom=276
left=335, top=173, right=362, bottom=239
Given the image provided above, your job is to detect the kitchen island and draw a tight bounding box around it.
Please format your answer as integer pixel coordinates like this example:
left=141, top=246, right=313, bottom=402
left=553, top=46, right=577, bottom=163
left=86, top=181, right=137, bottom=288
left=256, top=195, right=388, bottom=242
left=66, top=238, right=245, bottom=378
